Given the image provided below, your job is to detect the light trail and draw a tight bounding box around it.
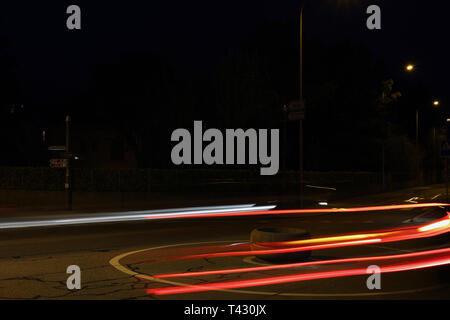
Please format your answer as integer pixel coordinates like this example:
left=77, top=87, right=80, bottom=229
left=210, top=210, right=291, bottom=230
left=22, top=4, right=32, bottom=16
left=153, top=247, right=450, bottom=279
left=146, top=202, right=448, bottom=220
left=1, top=202, right=446, bottom=230
left=147, top=214, right=450, bottom=263
left=147, top=248, right=450, bottom=295
left=0, top=204, right=275, bottom=230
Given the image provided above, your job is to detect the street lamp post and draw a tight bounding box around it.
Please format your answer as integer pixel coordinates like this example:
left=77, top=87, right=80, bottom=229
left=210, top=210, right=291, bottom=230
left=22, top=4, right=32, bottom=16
left=432, top=100, right=441, bottom=184
left=405, top=64, right=422, bottom=184
left=299, top=3, right=304, bottom=208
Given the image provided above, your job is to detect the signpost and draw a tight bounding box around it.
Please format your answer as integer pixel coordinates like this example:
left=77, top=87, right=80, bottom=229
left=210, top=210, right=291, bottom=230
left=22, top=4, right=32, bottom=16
left=47, top=116, right=72, bottom=210
left=288, top=111, right=305, bottom=121
left=288, top=100, right=305, bottom=120
left=60, top=152, right=74, bottom=159
left=65, top=116, right=72, bottom=211
left=48, top=146, right=66, bottom=151
left=50, top=159, right=68, bottom=168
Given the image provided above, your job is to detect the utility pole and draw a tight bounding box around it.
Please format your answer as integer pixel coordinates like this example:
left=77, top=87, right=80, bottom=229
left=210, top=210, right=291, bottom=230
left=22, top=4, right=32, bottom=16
left=65, top=115, right=72, bottom=210
left=299, top=4, right=304, bottom=208
left=283, top=105, right=287, bottom=171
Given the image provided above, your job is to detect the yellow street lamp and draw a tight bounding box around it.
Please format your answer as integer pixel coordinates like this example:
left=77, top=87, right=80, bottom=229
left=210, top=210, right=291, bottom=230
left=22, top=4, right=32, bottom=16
left=406, top=64, right=415, bottom=72
left=433, top=100, right=440, bottom=106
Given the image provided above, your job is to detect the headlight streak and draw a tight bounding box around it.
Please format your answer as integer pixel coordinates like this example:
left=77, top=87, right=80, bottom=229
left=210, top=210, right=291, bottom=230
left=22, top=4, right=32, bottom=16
left=146, top=249, right=450, bottom=295
left=1, top=203, right=447, bottom=230
left=0, top=204, right=275, bottom=230
left=418, top=219, right=450, bottom=232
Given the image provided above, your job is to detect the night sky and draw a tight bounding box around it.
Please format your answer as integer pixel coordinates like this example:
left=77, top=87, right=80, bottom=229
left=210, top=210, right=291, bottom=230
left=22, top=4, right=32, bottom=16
left=0, top=0, right=448, bottom=114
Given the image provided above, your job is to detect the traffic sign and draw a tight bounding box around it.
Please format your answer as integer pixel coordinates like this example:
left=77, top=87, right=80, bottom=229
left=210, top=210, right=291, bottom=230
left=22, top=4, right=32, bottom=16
left=50, top=159, right=68, bottom=168
left=288, top=111, right=305, bottom=121
left=60, top=152, right=74, bottom=159
left=287, top=100, right=305, bottom=121
left=48, top=146, right=66, bottom=151
left=288, top=100, right=305, bottom=111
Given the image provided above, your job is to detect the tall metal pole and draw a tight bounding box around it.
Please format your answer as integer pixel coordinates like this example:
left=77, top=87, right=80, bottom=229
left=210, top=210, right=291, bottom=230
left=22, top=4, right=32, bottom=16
left=283, top=105, right=287, bottom=171
left=65, top=115, right=72, bottom=211
left=299, top=4, right=304, bottom=208
left=300, top=6, right=304, bottom=102
left=382, top=143, right=385, bottom=191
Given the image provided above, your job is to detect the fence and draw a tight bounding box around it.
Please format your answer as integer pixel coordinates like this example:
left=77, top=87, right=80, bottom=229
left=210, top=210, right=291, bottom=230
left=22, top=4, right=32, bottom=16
left=0, top=167, right=402, bottom=194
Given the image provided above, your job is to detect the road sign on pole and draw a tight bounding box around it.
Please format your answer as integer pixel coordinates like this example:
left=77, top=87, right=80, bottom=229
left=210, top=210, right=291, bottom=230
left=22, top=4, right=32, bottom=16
left=50, top=159, right=68, bottom=168
left=65, top=115, right=72, bottom=211
left=288, top=111, right=304, bottom=121
left=60, top=152, right=74, bottom=159
left=48, top=146, right=66, bottom=151
left=287, top=100, right=305, bottom=121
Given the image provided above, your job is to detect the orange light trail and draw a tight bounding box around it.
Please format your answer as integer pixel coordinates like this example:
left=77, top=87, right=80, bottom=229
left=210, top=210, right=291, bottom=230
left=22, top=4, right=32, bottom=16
left=147, top=215, right=450, bottom=263
left=144, top=203, right=448, bottom=220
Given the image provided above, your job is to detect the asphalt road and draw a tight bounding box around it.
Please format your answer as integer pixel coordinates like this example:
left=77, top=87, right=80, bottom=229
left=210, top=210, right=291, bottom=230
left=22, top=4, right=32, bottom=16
left=0, top=186, right=449, bottom=300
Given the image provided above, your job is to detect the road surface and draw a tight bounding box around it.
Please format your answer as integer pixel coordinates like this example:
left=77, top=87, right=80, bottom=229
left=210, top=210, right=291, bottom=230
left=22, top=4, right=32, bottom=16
left=0, top=185, right=449, bottom=299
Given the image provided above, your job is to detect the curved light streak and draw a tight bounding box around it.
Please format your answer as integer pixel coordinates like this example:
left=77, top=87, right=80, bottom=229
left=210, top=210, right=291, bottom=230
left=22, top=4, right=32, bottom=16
left=147, top=214, right=450, bottom=263
left=153, top=248, right=450, bottom=279
left=147, top=249, right=450, bottom=295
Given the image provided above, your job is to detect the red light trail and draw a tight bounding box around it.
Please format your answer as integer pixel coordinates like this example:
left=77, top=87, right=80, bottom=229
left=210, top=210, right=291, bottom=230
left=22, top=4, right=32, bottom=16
left=147, top=248, right=450, bottom=295
left=135, top=205, right=450, bottom=295
left=153, top=247, right=450, bottom=279
left=145, top=214, right=450, bottom=263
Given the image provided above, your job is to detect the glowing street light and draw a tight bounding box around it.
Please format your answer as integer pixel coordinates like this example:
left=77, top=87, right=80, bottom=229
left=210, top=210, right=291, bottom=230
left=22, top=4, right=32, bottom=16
left=406, top=64, right=415, bottom=72
left=433, top=100, right=440, bottom=106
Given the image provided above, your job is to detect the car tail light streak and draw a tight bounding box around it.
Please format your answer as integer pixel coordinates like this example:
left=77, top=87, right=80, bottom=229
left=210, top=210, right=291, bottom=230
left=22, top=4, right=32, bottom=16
left=145, top=215, right=450, bottom=263
left=147, top=249, right=450, bottom=295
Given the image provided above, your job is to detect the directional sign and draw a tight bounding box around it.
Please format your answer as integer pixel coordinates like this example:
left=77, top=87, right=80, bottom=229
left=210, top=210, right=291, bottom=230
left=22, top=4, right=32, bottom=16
left=60, top=152, right=74, bottom=159
left=50, top=159, right=68, bottom=168
left=48, top=146, right=66, bottom=151
left=441, top=141, right=450, bottom=158
left=287, top=100, right=305, bottom=121
left=288, top=111, right=305, bottom=121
